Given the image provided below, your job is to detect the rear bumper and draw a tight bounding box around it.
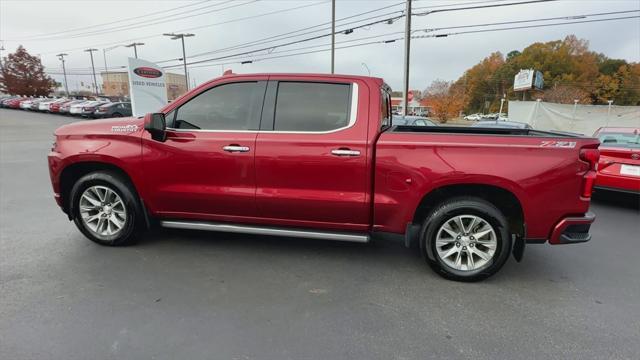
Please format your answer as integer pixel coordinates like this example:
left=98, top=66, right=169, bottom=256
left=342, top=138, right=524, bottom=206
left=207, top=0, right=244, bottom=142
left=548, top=212, right=595, bottom=245
left=595, top=171, right=640, bottom=193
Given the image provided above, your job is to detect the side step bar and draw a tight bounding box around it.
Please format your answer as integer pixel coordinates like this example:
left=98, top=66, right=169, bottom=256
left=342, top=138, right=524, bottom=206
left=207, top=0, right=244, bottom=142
left=160, top=220, right=370, bottom=243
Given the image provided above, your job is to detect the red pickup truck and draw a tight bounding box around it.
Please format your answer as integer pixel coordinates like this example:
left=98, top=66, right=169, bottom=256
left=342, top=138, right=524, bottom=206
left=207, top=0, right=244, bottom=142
left=48, top=73, right=600, bottom=281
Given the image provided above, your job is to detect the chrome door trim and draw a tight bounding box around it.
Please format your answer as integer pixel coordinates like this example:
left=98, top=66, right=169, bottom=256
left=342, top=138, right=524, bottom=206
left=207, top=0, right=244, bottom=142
left=160, top=220, right=370, bottom=243
left=165, top=82, right=359, bottom=135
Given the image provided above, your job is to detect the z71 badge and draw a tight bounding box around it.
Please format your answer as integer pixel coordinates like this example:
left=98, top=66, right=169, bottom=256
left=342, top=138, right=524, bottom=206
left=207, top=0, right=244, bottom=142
left=540, top=140, right=577, bottom=148
left=111, top=124, right=139, bottom=133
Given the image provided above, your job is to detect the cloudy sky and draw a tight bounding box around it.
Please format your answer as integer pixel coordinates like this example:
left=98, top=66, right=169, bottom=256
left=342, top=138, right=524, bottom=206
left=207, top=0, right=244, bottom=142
left=1, top=0, right=639, bottom=92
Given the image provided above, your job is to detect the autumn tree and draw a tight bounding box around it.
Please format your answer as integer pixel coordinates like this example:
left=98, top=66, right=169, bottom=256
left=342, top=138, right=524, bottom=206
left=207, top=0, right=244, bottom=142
left=450, top=35, right=640, bottom=110
left=0, top=46, right=56, bottom=96
left=424, top=79, right=464, bottom=122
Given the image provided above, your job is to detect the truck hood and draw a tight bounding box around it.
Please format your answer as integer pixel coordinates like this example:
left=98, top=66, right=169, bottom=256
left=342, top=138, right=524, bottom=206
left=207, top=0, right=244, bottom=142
left=54, top=117, right=145, bottom=137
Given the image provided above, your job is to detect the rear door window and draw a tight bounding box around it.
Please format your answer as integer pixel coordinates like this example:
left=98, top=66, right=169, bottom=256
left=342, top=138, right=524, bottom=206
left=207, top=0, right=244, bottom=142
left=273, top=82, right=352, bottom=132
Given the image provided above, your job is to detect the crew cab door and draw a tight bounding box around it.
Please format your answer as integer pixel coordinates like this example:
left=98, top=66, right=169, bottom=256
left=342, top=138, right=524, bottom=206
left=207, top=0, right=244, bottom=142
left=142, top=78, right=267, bottom=219
left=254, top=79, right=370, bottom=231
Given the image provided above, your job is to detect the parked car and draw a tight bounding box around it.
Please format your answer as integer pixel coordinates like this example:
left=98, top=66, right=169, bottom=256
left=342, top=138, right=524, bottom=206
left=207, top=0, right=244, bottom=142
left=38, top=98, right=60, bottom=112
left=69, top=101, right=92, bottom=116
left=92, top=102, right=131, bottom=118
left=48, top=73, right=600, bottom=282
left=464, top=113, right=482, bottom=121
left=1, top=97, right=22, bottom=108
left=77, top=101, right=110, bottom=117
left=19, top=98, right=34, bottom=110
left=392, top=115, right=438, bottom=126
left=49, top=99, right=74, bottom=113
left=471, top=120, right=532, bottom=129
left=592, top=127, right=640, bottom=194
left=29, top=98, right=48, bottom=111
left=59, top=100, right=85, bottom=114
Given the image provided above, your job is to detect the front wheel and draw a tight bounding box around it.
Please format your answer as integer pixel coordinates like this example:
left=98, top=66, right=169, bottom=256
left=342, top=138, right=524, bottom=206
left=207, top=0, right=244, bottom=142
left=421, top=197, right=511, bottom=282
left=70, top=171, right=144, bottom=246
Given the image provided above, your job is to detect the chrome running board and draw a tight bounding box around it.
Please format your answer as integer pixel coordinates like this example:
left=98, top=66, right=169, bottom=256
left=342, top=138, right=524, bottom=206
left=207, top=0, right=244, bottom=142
left=160, top=220, right=370, bottom=243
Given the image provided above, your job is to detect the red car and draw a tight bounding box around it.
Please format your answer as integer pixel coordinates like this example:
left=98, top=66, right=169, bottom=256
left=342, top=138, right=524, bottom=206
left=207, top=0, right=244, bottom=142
left=48, top=73, right=600, bottom=281
left=593, top=127, right=640, bottom=194
left=4, top=97, right=24, bottom=109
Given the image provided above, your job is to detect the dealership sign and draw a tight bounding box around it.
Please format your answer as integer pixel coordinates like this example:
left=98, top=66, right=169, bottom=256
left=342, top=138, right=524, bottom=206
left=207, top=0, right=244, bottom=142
left=514, top=69, right=544, bottom=91
left=127, top=57, right=168, bottom=116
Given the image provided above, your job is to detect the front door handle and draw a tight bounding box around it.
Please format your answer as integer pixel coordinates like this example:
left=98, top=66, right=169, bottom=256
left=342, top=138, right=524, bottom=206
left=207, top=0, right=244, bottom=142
left=331, top=148, right=360, bottom=157
left=223, top=145, right=250, bottom=153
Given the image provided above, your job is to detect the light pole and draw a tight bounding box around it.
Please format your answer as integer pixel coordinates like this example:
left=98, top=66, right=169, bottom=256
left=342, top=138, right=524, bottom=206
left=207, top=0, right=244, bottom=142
left=84, top=48, right=99, bottom=96
left=499, top=96, right=506, bottom=117
left=125, top=42, right=144, bottom=59
left=163, top=33, right=195, bottom=91
left=606, top=99, right=614, bottom=126
left=361, top=62, right=370, bottom=76
left=0, top=45, right=5, bottom=70
left=56, top=53, right=69, bottom=97
left=402, top=0, right=412, bottom=116
left=331, top=0, right=335, bottom=74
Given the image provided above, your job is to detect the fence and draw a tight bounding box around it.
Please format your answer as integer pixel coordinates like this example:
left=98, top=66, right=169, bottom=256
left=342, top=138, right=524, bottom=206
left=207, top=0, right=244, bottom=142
left=508, top=101, right=639, bottom=135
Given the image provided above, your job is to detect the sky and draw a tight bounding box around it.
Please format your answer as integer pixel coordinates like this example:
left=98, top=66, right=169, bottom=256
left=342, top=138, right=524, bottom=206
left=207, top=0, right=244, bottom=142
left=1, top=0, right=639, bottom=93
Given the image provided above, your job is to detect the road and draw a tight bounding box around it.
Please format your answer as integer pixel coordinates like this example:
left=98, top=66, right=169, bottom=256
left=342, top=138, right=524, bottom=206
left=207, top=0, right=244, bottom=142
left=1, top=109, right=639, bottom=360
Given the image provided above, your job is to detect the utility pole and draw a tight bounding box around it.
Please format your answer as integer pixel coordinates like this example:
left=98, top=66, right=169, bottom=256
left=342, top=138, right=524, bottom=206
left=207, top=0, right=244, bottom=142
left=606, top=100, right=613, bottom=126
left=0, top=45, right=5, bottom=70
left=56, top=53, right=69, bottom=97
left=125, top=42, right=144, bottom=59
left=163, top=33, right=195, bottom=91
left=331, top=0, right=335, bottom=74
left=84, top=48, right=99, bottom=96
left=402, top=0, right=412, bottom=116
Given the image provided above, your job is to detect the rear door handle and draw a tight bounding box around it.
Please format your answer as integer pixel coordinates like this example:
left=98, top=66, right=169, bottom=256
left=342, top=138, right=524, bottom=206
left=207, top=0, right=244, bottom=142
left=223, top=145, right=250, bottom=153
left=331, top=148, right=360, bottom=157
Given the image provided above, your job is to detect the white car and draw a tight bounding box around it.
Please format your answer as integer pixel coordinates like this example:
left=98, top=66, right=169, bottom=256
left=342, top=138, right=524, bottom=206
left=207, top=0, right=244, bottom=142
left=19, top=99, right=34, bottom=110
left=37, top=99, right=59, bottom=112
left=69, top=101, right=91, bottom=115
left=464, top=114, right=482, bottom=121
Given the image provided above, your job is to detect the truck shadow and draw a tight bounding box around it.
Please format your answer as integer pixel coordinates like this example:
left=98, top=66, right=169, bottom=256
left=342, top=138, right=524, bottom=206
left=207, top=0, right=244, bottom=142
left=591, top=189, right=640, bottom=211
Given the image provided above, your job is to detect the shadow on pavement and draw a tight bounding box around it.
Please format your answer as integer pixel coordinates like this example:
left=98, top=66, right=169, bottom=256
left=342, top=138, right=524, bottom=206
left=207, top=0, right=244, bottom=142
left=591, top=188, right=640, bottom=211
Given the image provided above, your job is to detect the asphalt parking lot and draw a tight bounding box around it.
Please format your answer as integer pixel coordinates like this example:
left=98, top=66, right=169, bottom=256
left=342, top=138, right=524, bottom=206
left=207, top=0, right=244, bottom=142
left=1, top=108, right=639, bottom=360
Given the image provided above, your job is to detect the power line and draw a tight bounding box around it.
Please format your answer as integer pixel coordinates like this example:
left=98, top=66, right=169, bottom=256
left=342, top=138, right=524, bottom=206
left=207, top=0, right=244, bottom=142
left=163, top=15, right=639, bottom=70
left=27, top=0, right=259, bottom=41
left=8, top=0, right=214, bottom=40
left=419, top=9, right=640, bottom=32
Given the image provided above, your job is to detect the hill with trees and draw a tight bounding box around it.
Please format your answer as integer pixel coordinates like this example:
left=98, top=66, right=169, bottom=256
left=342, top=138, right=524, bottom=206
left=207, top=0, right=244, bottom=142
left=424, top=35, right=640, bottom=120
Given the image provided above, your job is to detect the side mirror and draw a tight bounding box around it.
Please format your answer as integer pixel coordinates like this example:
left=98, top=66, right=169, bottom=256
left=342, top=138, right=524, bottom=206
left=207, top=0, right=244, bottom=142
left=144, top=113, right=166, bottom=142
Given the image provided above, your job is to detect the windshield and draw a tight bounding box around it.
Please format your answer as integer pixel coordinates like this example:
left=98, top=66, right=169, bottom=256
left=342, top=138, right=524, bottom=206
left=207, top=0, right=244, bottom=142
left=598, top=132, right=640, bottom=148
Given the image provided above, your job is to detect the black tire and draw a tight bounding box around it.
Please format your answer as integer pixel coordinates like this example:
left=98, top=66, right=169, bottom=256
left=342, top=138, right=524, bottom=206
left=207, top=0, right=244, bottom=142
left=420, top=197, right=511, bottom=282
left=112, top=113, right=122, bottom=117
left=70, top=171, right=144, bottom=246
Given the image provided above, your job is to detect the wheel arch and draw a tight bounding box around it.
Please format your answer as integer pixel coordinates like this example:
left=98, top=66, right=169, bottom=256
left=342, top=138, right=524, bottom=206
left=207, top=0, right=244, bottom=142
left=412, top=183, right=526, bottom=239
left=59, top=161, right=140, bottom=218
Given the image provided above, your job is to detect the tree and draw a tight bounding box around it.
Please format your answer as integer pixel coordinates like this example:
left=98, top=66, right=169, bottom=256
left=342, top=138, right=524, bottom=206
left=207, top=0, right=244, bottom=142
left=424, top=79, right=464, bottom=122
left=0, top=46, right=56, bottom=96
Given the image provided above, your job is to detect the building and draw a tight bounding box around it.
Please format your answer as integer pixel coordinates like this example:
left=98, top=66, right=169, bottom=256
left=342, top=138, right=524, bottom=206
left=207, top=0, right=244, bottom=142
left=391, top=92, right=432, bottom=115
left=100, top=71, right=187, bottom=101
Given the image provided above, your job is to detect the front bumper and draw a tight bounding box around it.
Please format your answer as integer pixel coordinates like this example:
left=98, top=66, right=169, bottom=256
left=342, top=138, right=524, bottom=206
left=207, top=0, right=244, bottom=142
left=549, top=212, right=595, bottom=245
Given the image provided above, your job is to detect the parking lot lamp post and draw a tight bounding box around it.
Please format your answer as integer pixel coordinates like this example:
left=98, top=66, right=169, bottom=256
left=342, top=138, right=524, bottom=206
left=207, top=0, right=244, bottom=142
left=163, top=33, right=194, bottom=91
left=125, top=42, right=144, bottom=59
left=56, top=53, right=70, bottom=97
left=84, top=48, right=99, bottom=96
left=606, top=100, right=614, bottom=126
left=499, top=96, right=506, bottom=117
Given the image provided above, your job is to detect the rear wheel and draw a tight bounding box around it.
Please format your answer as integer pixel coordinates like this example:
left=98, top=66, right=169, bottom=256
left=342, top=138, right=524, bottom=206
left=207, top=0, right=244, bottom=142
left=70, top=171, right=143, bottom=246
left=420, top=197, right=511, bottom=282
left=112, top=112, right=122, bottom=117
